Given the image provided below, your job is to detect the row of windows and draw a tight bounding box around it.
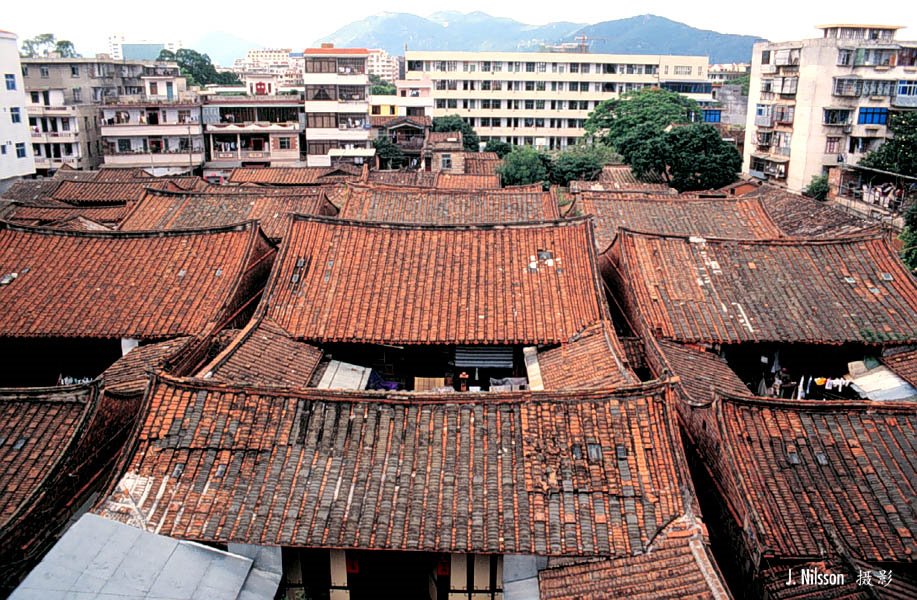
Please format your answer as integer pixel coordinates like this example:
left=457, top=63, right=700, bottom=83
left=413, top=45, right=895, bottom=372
left=465, top=117, right=587, bottom=129
left=432, top=79, right=660, bottom=93
left=409, top=60, right=701, bottom=77
left=434, top=98, right=598, bottom=110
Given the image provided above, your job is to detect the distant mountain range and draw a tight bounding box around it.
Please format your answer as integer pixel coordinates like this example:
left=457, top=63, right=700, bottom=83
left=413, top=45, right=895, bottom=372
left=316, top=13, right=764, bottom=64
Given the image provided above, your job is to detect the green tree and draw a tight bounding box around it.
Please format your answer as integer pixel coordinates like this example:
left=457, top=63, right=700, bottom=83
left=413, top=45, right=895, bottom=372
left=900, top=202, right=917, bottom=272
left=369, top=74, right=396, bottom=95
left=859, top=111, right=917, bottom=177
left=730, top=73, right=750, bottom=96
left=549, top=144, right=606, bottom=186
left=483, top=139, right=514, bottom=158
left=432, top=114, right=479, bottom=152
left=497, top=146, right=549, bottom=187
left=158, top=48, right=240, bottom=86
left=373, top=136, right=405, bottom=169
left=584, top=87, right=699, bottom=151
left=20, top=33, right=79, bottom=57
left=633, top=124, right=740, bottom=192
left=803, top=175, right=830, bottom=201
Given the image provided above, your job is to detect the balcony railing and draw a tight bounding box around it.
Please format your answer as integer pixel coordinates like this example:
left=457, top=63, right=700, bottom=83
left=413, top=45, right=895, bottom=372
left=754, top=115, right=773, bottom=127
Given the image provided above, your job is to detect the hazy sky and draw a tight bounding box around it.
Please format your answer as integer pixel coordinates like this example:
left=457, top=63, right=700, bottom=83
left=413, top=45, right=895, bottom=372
left=4, top=0, right=914, bottom=59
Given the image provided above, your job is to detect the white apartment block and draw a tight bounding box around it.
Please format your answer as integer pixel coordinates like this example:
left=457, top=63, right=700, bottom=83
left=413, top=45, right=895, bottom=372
left=108, top=35, right=181, bottom=61
left=0, top=30, right=35, bottom=191
left=744, top=24, right=917, bottom=192
left=303, top=45, right=373, bottom=167
left=367, top=49, right=400, bottom=83
left=99, top=66, right=204, bottom=175
left=405, top=51, right=712, bottom=150
left=234, top=49, right=303, bottom=87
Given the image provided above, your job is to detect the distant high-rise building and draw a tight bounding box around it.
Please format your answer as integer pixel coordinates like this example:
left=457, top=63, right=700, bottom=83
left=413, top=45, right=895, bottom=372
left=744, top=24, right=917, bottom=192
left=0, top=30, right=35, bottom=190
left=108, top=35, right=182, bottom=61
left=367, top=49, right=400, bottom=83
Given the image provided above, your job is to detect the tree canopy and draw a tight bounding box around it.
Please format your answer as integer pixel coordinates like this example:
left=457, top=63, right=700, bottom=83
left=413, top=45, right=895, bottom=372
left=497, top=146, right=549, bottom=188
left=432, top=115, right=479, bottom=152
left=483, top=139, right=514, bottom=159
left=584, top=87, right=698, bottom=150
left=655, top=124, right=742, bottom=192
left=900, top=202, right=917, bottom=272
left=158, top=49, right=240, bottom=86
left=20, top=34, right=80, bottom=58
left=548, top=144, right=609, bottom=186
left=803, top=175, right=830, bottom=201
left=859, top=111, right=917, bottom=178
left=369, top=74, right=396, bottom=95
left=373, top=136, right=405, bottom=170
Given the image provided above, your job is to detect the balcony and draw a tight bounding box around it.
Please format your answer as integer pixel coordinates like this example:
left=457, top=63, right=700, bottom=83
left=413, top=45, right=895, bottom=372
left=204, top=121, right=301, bottom=133
left=892, top=94, right=917, bottom=108
left=307, top=127, right=371, bottom=141
left=103, top=151, right=205, bottom=167
left=776, top=146, right=792, bottom=157
left=101, top=123, right=203, bottom=137
left=31, top=130, right=79, bottom=143
left=33, top=156, right=82, bottom=169
left=754, top=115, right=773, bottom=127
left=28, top=104, right=80, bottom=116
left=760, top=64, right=777, bottom=74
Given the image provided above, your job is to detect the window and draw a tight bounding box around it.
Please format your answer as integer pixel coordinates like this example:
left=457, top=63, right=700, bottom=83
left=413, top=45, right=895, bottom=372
left=72, top=87, right=82, bottom=102
left=61, top=118, right=70, bottom=131
left=673, top=65, right=692, bottom=75
left=279, top=137, right=292, bottom=150
left=823, top=109, right=851, bottom=125
left=525, top=81, right=534, bottom=91
left=535, top=100, right=545, bottom=110
left=761, top=50, right=771, bottom=64
left=21, top=65, right=28, bottom=77
left=825, top=137, right=841, bottom=153
left=525, top=62, right=535, bottom=72
left=858, top=107, right=888, bottom=125
left=702, top=109, right=721, bottom=123
left=899, top=80, right=917, bottom=96
left=71, top=65, right=80, bottom=77
left=15, top=143, right=26, bottom=158
left=117, top=139, right=132, bottom=153
left=569, top=63, right=579, bottom=73
left=30, top=91, right=39, bottom=103
left=535, top=81, right=545, bottom=91
left=307, top=113, right=335, bottom=128
left=10, top=107, right=21, bottom=124
left=837, top=49, right=853, bottom=66
left=40, top=66, right=49, bottom=78
left=4, top=74, right=15, bottom=90
left=305, top=58, right=335, bottom=73
left=441, top=153, right=452, bottom=169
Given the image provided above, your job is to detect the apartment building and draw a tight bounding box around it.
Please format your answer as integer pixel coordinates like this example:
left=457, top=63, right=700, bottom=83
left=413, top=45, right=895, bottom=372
left=99, top=66, right=204, bottom=175
left=369, top=75, right=434, bottom=118
left=202, top=90, right=305, bottom=180
left=405, top=50, right=712, bottom=150
left=367, top=49, right=400, bottom=82
left=108, top=35, right=181, bottom=61
left=21, top=56, right=160, bottom=173
left=233, top=49, right=304, bottom=87
left=303, top=44, right=373, bottom=167
left=0, top=30, right=34, bottom=191
left=744, top=24, right=917, bottom=192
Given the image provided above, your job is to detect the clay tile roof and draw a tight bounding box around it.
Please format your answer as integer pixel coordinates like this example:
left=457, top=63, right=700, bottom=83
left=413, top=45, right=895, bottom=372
left=228, top=167, right=361, bottom=185
left=102, top=338, right=192, bottom=394
left=434, top=173, right=502, bottom=189
left=462, top=153, right=502, bottom=176
left=197, top=318, right=323, bottom=387
left=611, top=230, right=917, bottom=344
left=0, top=222, right=276, bottom=340
left=881, top=346, right=917, bottom=387
left=264, top=216, right=607, bottom=345
left=539, top=516, right=730, bottom=600
left=647, top=338, right=751, bottom=406
left=336, top=183, right=558, bottom=224
left=119, top=189, right=335, bottom=240
left=428, top=131, right=462, bottom=144
left=755, top=188, right=877, bottom=238
left=578, top=194, right=784, bottom=251
left=0, top=383, right=96, bottom=528
left=715, top=396, right=917, bottom=564
left=51, top=181, right=150, bottom=205
left=370, top=115, right=432, bottom=129
left=533, top=321, right=637, bottom=389
left=92, top=168, right=154, bottom=182
left=97, top=375, right=687, bottom=555
left=365, top=170, right=437, bottom=187
left=570, top=166, right=673, bottom=193
left=1, top=179, right=63, bottom=203
left=1, top=203, right=132, bottom=227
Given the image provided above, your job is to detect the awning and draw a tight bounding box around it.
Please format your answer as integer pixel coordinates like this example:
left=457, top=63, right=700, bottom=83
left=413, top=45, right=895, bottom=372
left=751, top=153, right=790, bottom=163
left=455, top=346, right=514, bottom=368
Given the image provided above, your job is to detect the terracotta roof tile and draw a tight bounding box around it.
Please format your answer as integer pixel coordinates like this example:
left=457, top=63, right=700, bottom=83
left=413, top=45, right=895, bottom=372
left=534, top=321, right=636, bottom=389
left=97, top=375, right=687, bottom=556
left=463, top=153, right=501, bottom=176
left=365, top=170, right=437, bottom=187
left=647, top=339, right=750, bottom=406
left=336, top=183, right=558, bottom=224
left=0, top=179, right=63, bottom=203
left=1, top=204, right=132, bottom=227
left=578, top=193, right=784, bottom=251
left=51, top=181, right=150, bottom=205
left=228, top=167, right=361, bottom=185
left=370, top=115, right=432, bottom=128
left=434, top=173, right=502, bottom=189
left=570, top=166, right=673, bottom=193
left=52, top=216, right=111, bottom=232
left=756, top=188, right=877, bottom=238
left=715, top=396, right=917, bottom=564
left=264, top=216, right=607, bottom=345
left=119, top=189, right=336, bottom=240
left=0, top=222, right=275, bottom=339
left=198, top=318, right=323, bottom=387
left=610, top=230, right=917, bottom=344
left=102, top=338, right=192, bottom=394
left=881, top=346, right=917, bottom=388
left=539, top=516, right=730, bottom=600
left=92, top=168, right=154, bottom=182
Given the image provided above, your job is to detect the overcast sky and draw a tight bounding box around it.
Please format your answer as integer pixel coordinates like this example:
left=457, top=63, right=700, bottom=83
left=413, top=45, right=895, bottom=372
left=5, top=0, right=914, bottom=58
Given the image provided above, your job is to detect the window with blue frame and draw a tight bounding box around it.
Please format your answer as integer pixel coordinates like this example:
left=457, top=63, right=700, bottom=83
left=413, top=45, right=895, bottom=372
left=5, top=74, right=16, bottom=90
left=858, top=107, right=888, bottom=125
left=703, top=109, right=722, bottom=123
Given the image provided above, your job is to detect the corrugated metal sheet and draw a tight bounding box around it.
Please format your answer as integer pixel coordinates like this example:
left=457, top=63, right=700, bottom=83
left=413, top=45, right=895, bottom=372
left=455, top=346, right=514, bottom=368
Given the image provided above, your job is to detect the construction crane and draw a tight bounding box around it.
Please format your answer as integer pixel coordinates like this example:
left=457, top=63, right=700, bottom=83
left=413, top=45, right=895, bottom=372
left=574, top=35, right=608, bottom=53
